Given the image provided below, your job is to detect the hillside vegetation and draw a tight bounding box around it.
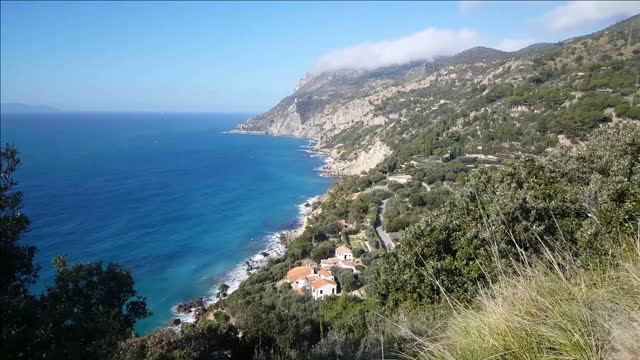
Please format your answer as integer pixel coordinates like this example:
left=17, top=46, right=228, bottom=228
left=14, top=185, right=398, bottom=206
left=416, top=243, right=640, bottom=359
left=236, top=15, right=640, bottom=176
left=121, top=15, right=640, bottom=360
left=116, top=125, right=640, bottom=359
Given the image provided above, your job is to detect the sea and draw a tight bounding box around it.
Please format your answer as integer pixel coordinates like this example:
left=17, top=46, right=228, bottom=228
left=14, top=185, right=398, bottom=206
left=0, top=112, right=334, bottom=334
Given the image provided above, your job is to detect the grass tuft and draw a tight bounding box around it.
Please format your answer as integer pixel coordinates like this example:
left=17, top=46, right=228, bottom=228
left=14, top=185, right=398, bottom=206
left=413, top=239, right=640, bottom=360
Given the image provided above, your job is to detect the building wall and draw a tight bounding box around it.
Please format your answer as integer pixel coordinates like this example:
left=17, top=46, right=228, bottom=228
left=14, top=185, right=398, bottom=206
left=312, top=285, right=337, bottom=300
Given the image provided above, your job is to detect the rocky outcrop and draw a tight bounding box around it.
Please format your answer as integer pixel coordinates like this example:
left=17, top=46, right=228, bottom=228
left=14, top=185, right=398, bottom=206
left=231, top=25, right=632, bottom=176
left=322, top=140, right=392, bottom=175
left=176, top=297, right=204, bottom=314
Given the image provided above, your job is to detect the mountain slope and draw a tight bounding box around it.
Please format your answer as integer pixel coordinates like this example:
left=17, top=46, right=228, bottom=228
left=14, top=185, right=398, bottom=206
left=234, top=15, right=640, bottom=176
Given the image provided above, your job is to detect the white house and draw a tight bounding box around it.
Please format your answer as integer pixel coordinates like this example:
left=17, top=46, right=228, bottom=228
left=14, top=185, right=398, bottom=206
left=286, top=266, right=315, bottom=289
left=335, top=245, right=353, bottom=261
left=311, top=279, right=337, bottom=300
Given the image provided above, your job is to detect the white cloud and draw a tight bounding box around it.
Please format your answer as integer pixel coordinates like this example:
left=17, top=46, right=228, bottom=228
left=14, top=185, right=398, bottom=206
left=459, top=1, right=486, bottom=14
left=313, top=28, right=480, bottom=72
left=495, top=37, right=536, bottom=52
left=541, top=1, right=640, bottom=33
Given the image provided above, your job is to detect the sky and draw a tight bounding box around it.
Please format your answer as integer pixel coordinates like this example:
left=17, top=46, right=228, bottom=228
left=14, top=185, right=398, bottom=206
left=1, top=1, right=639, bottom=112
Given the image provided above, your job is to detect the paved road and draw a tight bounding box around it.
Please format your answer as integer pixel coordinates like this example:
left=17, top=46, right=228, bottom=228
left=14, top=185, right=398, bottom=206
left=374, top=199, right=395, bottom=251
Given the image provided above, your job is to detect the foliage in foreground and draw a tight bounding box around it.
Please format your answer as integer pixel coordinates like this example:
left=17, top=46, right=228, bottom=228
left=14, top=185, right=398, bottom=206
left=371, top=124, right=640, bottom=309
left=413, top=239, right=640, bottom=360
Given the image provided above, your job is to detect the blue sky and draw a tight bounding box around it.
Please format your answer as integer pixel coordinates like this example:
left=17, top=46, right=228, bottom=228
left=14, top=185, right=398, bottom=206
left=1, top=1, right=639, bottom=112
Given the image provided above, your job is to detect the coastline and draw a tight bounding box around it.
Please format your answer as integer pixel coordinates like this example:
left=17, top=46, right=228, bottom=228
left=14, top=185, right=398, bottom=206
left=229, top=128, right=350, bottom=178
left=169, top=140, right=333, bottom=329
left=227, top=129, right=339, bottom=177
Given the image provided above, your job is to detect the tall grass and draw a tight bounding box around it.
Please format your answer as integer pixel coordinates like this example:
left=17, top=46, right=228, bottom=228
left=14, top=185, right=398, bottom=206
left=412, top=235, right=640, bottom=360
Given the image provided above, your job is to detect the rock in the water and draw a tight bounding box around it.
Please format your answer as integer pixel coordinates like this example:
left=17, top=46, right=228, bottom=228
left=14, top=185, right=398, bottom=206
left=170, top=318, right=181, bottom=326
left=176, top=297, right=205, bottom=313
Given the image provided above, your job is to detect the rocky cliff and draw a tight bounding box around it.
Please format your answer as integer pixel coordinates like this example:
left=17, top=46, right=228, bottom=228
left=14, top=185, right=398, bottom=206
left=233, top=15, right=640, bottom=175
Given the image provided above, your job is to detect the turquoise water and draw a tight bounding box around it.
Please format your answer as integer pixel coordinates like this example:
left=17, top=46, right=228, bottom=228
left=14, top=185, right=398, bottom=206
left=0, top=112, right=334, bottom=334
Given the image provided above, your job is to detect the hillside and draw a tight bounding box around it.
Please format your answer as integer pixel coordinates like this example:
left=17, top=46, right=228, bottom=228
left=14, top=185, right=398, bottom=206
left=234, top=15, right=640, bottom=175
left=119, top=15, right=640, bottom=360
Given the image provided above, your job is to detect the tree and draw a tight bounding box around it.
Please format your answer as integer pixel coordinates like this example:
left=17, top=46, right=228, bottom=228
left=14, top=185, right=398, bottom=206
left=37, top=257, right=151, bottom=360
left=310, top=241, right=335, bottom=263
left=217, top=282, right=230, bottom=299
left=1, top=145, right=40, bottom=358
left=336, top=269, right=357, bottom=293
left=352, top=248, right=366, bottom=258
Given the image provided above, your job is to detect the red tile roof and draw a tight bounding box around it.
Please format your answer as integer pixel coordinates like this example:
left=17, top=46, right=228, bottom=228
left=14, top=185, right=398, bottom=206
left=312, top=279, right=337, bottom=289
left=287, top=266, right=313, bottom=283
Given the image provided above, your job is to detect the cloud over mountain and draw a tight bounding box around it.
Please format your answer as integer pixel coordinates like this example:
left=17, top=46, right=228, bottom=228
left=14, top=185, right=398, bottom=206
left=542, top=1, right=640, bottom=33
left=313, top=28, right=480, bottom=72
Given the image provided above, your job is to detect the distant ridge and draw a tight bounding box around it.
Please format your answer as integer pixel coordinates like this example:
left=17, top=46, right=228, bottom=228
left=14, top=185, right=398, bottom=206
left=1, top=102, right=61, bottom=113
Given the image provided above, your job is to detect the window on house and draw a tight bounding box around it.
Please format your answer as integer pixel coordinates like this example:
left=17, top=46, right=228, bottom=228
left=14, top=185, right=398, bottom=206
left=320, top=290, right=323, bottom=294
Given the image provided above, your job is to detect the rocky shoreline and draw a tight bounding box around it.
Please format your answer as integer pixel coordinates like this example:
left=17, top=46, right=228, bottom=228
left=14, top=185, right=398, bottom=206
left=229, top=129, right=345, bottom=177
left=167, top=132, right=336, bottom=330
left=169, top=190, right=327, bottom=330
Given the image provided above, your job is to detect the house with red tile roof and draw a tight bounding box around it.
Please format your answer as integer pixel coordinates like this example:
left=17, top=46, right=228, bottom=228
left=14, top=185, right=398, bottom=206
left=311, top=279, right=337, bottom=300
left=286, top=266, right=314, bottom=289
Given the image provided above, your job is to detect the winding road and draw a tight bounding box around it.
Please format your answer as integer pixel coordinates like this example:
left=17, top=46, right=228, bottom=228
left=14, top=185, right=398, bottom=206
left=374, top=199, right=396, bottom=251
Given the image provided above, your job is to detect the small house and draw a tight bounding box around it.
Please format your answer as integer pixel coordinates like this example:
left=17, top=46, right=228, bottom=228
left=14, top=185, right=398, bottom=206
left=311, top=279, right=337, bottom=300
left=286, top=266, right=314, bottom=289
left=335, top=245, right=353, bottom=261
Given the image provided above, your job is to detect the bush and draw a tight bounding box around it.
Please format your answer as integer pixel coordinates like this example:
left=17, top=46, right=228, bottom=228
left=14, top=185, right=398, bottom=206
left=616, top=102, right=640, bottom=119
left=414, top=243, right=640, bottom=360
left=336, top=269, right=357, bottom=293
left=352, top=248, right=366, bottom=258
left=310, top=242, right=335, bottom=263
left=371, top=124, right=640, bottom=309
left=360, top=251, right=377, bottom=267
